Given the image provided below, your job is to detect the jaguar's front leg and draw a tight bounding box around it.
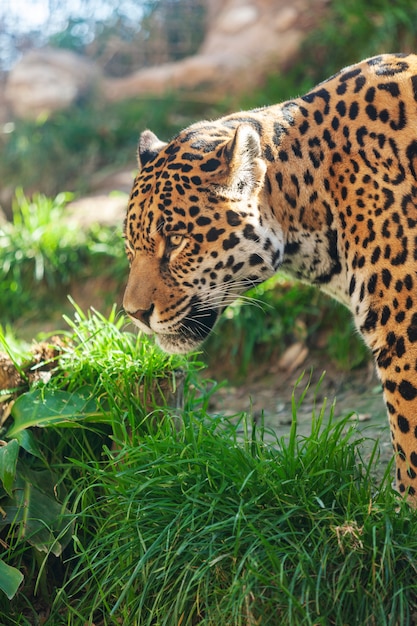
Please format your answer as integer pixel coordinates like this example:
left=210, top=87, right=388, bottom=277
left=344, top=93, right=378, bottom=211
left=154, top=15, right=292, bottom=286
left=367, top=315, right=417, bottom=505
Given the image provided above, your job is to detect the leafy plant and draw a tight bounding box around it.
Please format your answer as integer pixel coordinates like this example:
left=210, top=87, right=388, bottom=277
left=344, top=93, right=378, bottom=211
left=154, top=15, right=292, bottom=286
left=0, top=304, right=196, bottom=609
left=0, top=190, right=127, bottom=323
left=0, top=440, right=23, bottom=600
left=0, top=560, right=23, bottom=601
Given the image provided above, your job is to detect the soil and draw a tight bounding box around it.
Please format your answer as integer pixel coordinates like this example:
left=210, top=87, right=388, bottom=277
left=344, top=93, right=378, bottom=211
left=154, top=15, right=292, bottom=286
left=206, top=348, right=392, bottom=481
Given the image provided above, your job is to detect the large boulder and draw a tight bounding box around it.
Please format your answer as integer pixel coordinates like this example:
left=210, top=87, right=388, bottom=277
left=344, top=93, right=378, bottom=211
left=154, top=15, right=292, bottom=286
left=5, top=48, right=99, bottom=119
left=103, top=0, right=327, bottom=101
left=4, top=0, right=327, bottom=119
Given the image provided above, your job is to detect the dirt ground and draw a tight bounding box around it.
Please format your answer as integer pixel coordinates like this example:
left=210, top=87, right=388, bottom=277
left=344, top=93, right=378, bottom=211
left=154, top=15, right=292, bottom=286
left=206, top=348, right=393, bottom=480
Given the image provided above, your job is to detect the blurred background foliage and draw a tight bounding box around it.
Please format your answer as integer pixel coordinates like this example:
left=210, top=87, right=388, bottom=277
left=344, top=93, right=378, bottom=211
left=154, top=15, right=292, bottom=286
left=1, top=0, right=417, bottom=375
left=0, top=0, right=207, bottom=74
left=49, top=0, right=207, bottom=76
left=2, top=0, right=417, bottom=200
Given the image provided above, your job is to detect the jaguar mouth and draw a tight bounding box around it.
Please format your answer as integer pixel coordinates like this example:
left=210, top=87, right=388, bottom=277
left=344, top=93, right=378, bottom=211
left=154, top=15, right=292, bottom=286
left=157, top=297, right=219, bottom=354
left=182, top=298, right=219, bottom=339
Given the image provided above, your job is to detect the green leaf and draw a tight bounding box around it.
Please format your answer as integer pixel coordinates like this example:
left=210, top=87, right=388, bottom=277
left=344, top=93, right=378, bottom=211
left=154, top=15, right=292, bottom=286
left=0, top=559, right=23, bottom=599
left=1, top=470, right=73, bottom=556
left=7, top=387, right=103, bottom=437
left=14, top=429, right=43, bottom=459
left=0, top=439, right=19, bottom=496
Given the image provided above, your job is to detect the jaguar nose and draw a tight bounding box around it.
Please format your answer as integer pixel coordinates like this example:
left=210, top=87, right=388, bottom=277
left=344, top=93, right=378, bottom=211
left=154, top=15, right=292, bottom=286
left=125, top=304, right=154, bottom=329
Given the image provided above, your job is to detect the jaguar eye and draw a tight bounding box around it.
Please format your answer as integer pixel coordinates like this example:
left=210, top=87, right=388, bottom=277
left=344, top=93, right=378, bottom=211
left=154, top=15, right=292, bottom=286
left=168, top=234, right=184, bottom=248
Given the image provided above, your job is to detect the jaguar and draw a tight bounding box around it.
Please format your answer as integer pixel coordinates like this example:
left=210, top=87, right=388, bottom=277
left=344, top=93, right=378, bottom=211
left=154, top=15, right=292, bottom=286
left=123, top=53, right=417, bottom=503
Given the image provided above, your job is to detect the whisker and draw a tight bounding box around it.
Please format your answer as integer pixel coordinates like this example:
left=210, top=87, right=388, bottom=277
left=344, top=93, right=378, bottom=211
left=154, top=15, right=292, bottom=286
left=181, top=314, right=215, bottom=337
left=196, top=291, right=269, bottom=312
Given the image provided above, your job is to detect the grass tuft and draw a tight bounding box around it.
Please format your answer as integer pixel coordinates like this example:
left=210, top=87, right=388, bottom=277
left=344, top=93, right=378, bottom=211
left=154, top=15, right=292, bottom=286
left=45, top=378, right=417, bottom=626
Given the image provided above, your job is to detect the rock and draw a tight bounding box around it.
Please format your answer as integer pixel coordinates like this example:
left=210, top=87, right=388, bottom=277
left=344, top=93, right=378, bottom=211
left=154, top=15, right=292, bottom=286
left=2, top=0, right=329, bottom=118
left=5, top=48, right=99, bottom=119
left=275, top=7, right=299, bottom=32
left=64, top=166, right=134, bottom=229
left=217, top=5, right=259, bottom=35
left=277, top=342, right=309, bottom=373
left=104, top=0, right=329, bottom=101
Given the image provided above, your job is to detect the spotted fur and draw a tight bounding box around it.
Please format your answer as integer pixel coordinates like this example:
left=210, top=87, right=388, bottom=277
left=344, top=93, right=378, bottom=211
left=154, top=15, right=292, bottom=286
left=123, top=53, right=417, bottom=503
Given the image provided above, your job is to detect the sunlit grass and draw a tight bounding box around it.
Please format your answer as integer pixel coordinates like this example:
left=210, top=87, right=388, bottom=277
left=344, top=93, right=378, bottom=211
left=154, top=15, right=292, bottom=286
left=2, top=307, right=417, bottom=625
left=46, top=379, right=417, bottom=626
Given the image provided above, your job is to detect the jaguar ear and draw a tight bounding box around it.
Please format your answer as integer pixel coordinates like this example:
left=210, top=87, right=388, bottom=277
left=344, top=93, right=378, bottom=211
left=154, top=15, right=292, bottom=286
left=137, top=130, right=168, bottom=168
left=220, top=124, right=266, bottom=199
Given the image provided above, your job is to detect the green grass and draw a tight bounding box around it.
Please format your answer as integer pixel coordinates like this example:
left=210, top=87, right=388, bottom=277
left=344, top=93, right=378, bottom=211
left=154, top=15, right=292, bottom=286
left=1, top=308, right=416, bottom=625
left=42, top=380, right=417, bottom=625
left=0, top=190, right=128, bottom=324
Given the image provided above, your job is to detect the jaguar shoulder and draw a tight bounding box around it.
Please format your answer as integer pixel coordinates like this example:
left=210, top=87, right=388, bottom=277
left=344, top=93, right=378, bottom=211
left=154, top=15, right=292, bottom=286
left=123, top=53, right=417, bottom=503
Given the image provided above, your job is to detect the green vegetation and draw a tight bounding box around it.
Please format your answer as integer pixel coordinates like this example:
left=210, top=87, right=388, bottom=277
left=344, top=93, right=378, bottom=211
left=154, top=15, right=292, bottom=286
left=2, top=314, right=417, bottom=624
left=0, top=190, right=127, bottom=324
left=2, top=0, right=417, bottom=622
left=0, top=306, right=195, bottom=615
left=59, top=408, right=413, bottom=626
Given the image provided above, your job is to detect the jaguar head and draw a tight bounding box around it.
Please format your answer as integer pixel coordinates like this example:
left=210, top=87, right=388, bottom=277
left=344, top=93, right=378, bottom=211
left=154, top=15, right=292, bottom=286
left=123, top=122, right=283, bottom=353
